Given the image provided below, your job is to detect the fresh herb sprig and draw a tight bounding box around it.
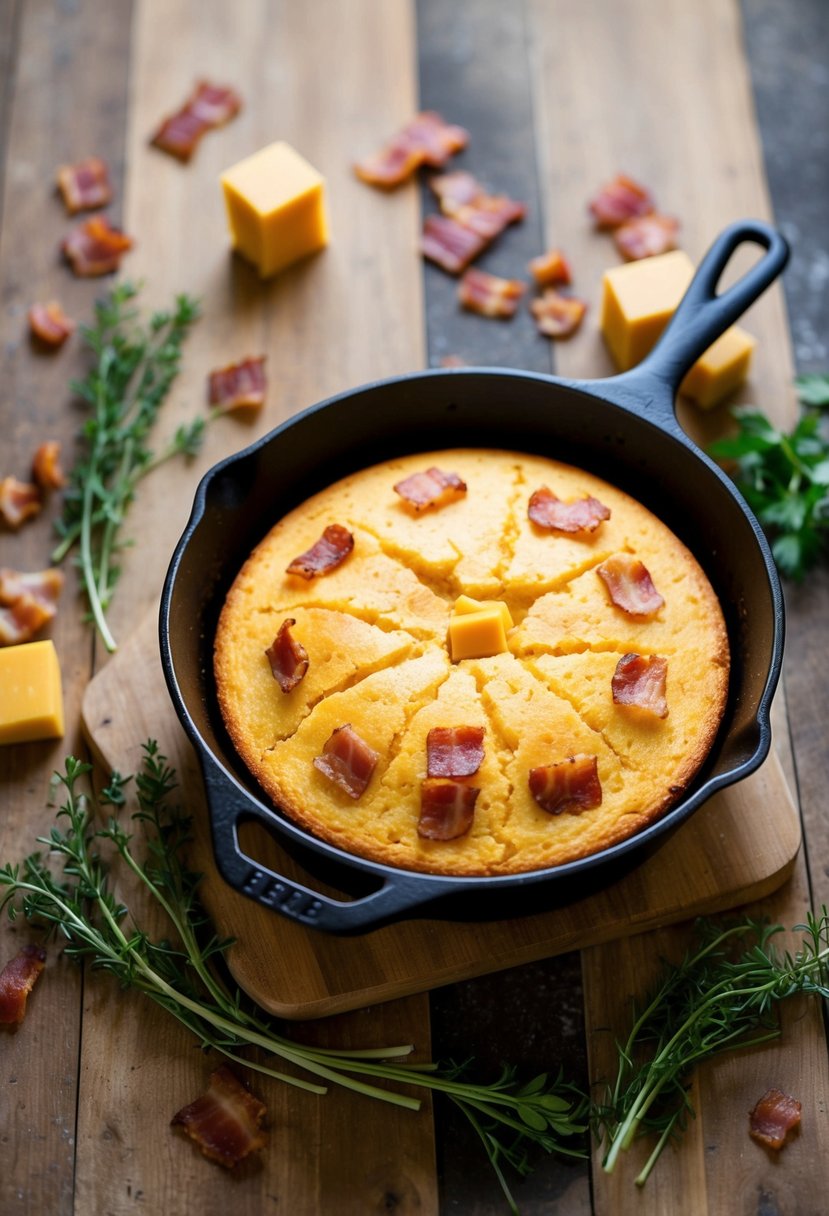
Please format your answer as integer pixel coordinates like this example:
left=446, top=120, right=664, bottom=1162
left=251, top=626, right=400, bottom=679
left=0, top=744, right=586, bottom=1214
left=709, top=373, right=829, bottom=580
left=52, top=283, right=205, bottom=652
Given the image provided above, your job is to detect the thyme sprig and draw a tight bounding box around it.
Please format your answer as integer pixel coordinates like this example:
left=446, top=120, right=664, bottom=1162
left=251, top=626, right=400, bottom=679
left=0, top=744, right=586, bottom=1215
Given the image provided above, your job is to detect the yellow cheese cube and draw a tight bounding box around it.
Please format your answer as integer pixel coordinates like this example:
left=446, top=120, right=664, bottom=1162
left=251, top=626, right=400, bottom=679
left=448, top=607, right=509, bottom=661
left=220, top=141, right=329, bottom=278
left=601, top=250, right=694, bottom=371
left=0, top=640, right=64, bottom=745
left=679, top=326, right=757, bottom=409
left=453, top=595, right=514, bottom=631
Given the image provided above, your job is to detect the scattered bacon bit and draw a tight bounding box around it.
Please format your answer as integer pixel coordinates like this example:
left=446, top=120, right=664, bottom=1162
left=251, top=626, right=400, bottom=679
left=597, top=553, right=664, bottom=617
left=171, top=1065, right=267, bottom=1168
left=430, top=171, right=526, bottom=237
left=418, top=779, right=479, bottom=840
left=529, top=755, right=603, bottom=816
left=285, top=524, right=354, bottom=579
left=612, top=653, right=669, bottom=718
left=151, top=81, right=242, bottom=162
left=62, top=215, right=134, bottom=277
left=56, top=157, right=113, bottom=213
left=265, top=618, right=309, bottom=693
left=28, top=301, right=75, bottom=348
left=0, top=478, right=42, bottom=529
left=749, top=1088, right=802, bottom=1151
left=354, top=112, right=469, bottom=188
left=458, top=268, right=525, bottom=319
left=528, top=486, right=610, bottom=534
left=614, top=213, right=680, bottom=261
left=207, top=356, right=267, bottom=412
left=0, top=567, right=64, bottom=646
left=393, top=466, right=467, bottom=513
left=0, top=945, right=46, bottom=1026
left=420, top=214, right=488, bottom=274
left=528, top=248, right=572, bottom=287
left=313, top=724, right=379, bottom=800
left=530, top=289, right=587, bottom=339
left=589, top=173, right=655, bottom=229
left=427, top=726, right=485, bottom=779
left=31, top=442, right=65, bottom=491
left=429, top=171, right=482, bottom=213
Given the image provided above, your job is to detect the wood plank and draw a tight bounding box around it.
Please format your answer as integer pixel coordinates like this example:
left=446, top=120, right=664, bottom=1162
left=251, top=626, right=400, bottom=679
left=0, top=0, right=21, bottom=210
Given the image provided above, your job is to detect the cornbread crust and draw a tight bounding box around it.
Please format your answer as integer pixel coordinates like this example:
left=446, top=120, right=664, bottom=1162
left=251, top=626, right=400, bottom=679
left=214, top=449, right=729, bottom=876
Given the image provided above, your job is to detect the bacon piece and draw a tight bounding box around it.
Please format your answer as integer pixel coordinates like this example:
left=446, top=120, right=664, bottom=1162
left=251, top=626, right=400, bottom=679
left=56, top=157, right=113, bottom=213
left=28, top=301, right=75, bottom=348
left=529, top=755, right=602, bottom=816
left=430, top=171, right=526, bottom=237
left=528, top=248, right=572, bottom=287
left=32, top=442, right=65, bottom=491
left=151, top=81, right=242, bottom=162
left=285, top=524, right=354, bottom=579
left=420, top=214, right=488, bottom=274
left=171, top=1065, right=267, bottom=1168
left=427, top=726, right=485, bottom=779
left=530, top=289, right=587, bottom=339
left=614, top=213, right=680, bottom=261
left=589, top=173, right=655, bottom=229
left=749, top=1088, right=802, bottom=1151
left=612, top=653, right=669, bottom=718
left=0, top=567, right=64, bottom=646
left=418, top=778, right=479, bottom=840
left=62, top=215, right=134, bottom=277
left=393, top=466, right=467, bottom=513
left=458, top=269, right=525, bottom=319
left=207, top=356, right=267, bottom=412
left=0, top=478, right=42, bottom=529
left=0, top=945, right=46, bottom=1026
left=429, top=171, right=482, bottom=213
left=354, top=112, right=469, bottom=188
left=313, top=724, right=379, bottom=800
left=597, top=553, right=664, bottom=617
left=265, top=618, right=309, bottom=692
left=528, top=486, right=610, bottom=534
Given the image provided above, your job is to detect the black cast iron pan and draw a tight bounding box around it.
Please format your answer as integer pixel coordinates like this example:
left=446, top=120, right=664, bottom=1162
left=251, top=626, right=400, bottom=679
left=161, top=219, right=788, bottom=934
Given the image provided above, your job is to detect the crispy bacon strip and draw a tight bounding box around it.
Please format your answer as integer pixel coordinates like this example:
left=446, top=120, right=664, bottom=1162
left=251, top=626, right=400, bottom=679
left=427, top=726, right=485, bottom=779
left=614, top=213, right=680, bottom=261
left=418, top=778, right=479, bottom=840
left=393, top=466, right=467, bottom=513
left=597, top=553, right=664, bottom=617
left=749, top=1088, right=802, bottom=1151
left=0, top=478, right=41, bottom=529
left=0, top=945, right=46, bottom=1026
left=528, top=248, right=572, bottom=287
left=529, top=755, right=602, bottom=816
left=0, top=567, right=64, bottom=646
left=286, top=524, right=354, bottom=579
left=313, top=724, right=379, bottom=799
left=530, top=289, right=587, bottom=339
left=420, top=214, right=488, bottom=274
left=589, top=173, right=655, bottom=229
left=355, top=112, right=469, bottom=188
left=62, top=215, right=134, bottom=277
left=430, top=171, right=526, bottom=237
left=528, top=486, right=610, bottom=534
left=28, top=301, right=75, bottom=347
left=612, top=653, right=669, bottom=718
left=171, top=1065, right=267, bottom=1167
left=265, top=618, right=309, bottom=692
left=151, top=81, right=242, bottom=162
left=32, top=442, right=65, bottom=491
left=56, top=157, right=113, bottom=213
left=207, top=356, right=267, bottom=411
left=458, top=269, right=525, bottom=318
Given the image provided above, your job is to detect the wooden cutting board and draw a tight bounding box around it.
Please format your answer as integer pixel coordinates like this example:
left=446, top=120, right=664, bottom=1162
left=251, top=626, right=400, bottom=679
left=82, top=608, right=800, bottom=1019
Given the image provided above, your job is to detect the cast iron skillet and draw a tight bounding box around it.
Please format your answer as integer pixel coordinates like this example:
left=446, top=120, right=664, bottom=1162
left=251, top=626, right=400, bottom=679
left=161, top=219, right=788, bottom=934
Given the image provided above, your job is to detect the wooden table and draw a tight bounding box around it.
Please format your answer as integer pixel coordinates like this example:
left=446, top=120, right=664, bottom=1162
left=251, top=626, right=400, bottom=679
left=2, top=1, right=828, bottom=1212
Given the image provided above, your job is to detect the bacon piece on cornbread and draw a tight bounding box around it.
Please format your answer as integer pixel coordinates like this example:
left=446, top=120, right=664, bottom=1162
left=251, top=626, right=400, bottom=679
left=286, top=524, right=354, bottom=579
left=529, top=755, right=602, bottom=816
left=418, top=779, right=479, bottom=840
left=612, top=653, right=669, bottom=718
left=355, top=112, right=469, bottom=188
left=394, top=467, right=467, bottom=513
left=171, top=1066, right=267, bottom=1167
left=597, top=553, right=665, bottom=617
left=427, top=726, right=485, bottom=779
left=0, top=945, right=47, bottom=1026
left=528, top=486, right=610, bottom=534
left=265, top=618, right=309, bottom=692
left=313, top=724, right=379, bottom=800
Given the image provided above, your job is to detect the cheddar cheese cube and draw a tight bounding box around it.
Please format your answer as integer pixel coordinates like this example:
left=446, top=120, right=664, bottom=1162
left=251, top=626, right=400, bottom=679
left=448, top=606, right=509, bottom=661
left=679, top=326, right=756, bottom=409
left=0, top=639, right=64, bottom=745
left=453, top=595, right=514, bottom=631
left=220, top=141, right=329, bottom=278
left=601, top=250, right=694, bottom=371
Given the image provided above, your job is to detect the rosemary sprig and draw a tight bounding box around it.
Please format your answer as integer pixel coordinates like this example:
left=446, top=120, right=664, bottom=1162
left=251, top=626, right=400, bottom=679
left=52, top=283, right=205, bottom=652
left=0, top=744, right=586, bottom=1214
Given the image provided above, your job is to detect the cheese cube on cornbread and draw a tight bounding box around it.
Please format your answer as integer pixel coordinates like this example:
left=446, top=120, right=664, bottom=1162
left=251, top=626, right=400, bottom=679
left=220, top=141, right=328, bottom=278
left=0, top=639, right=64, bottom=745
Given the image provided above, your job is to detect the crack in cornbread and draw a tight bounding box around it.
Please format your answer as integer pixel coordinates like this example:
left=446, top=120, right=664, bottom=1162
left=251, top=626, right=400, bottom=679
left=215, top=448, right=729, bottom=876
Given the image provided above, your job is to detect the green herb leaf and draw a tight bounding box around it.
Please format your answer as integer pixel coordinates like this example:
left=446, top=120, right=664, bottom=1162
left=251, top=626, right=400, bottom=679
left=796, top=373, right=829, bottom=408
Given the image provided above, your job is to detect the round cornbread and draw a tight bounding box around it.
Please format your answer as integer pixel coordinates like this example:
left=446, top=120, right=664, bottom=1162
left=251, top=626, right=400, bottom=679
left=214, top=449, right=729, bottom=877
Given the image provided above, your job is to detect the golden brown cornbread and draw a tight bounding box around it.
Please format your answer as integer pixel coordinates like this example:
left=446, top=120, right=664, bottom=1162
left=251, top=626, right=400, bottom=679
left=214, top=449, right=729, bottom=876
